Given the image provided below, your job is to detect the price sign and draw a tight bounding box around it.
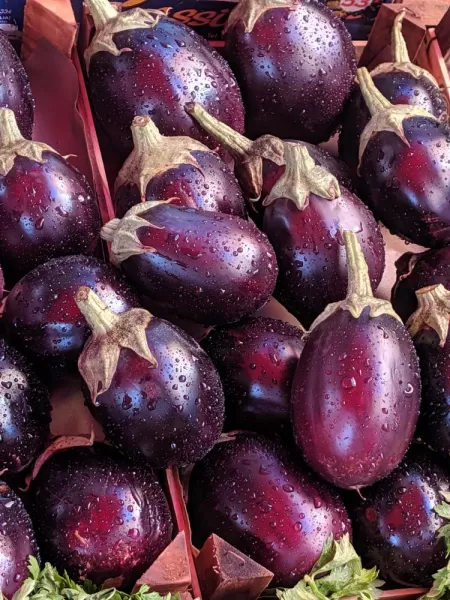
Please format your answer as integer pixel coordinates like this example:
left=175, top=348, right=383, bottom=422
left=339, top=0, right=372, bottom=13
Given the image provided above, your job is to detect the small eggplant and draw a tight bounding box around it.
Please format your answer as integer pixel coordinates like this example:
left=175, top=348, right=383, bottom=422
left=3, top=255, right=140, bottom=377
left=392, top=247, right=450, bottom=323
left=188, top=433, right=352, bottom=588
left=101, top=201, right=278, bottom=326
left=223, top=0, right=356, bottom=143
left=30, top=443, right=172, bottom=588
left=348, top=446, right=449, bottom=587
left=339, top=11, right=448, bottom=172
left=114, top=115, right=246, bottom=219
left=185, top=102, right=356, bottom=219
left=356, top=67, right=450, bottom=248
left=0, top=481, right=39, bottom=597
left=261, top=142, right=385, bottom=327
left=0, top=108, right=101, bottom=284
left=0, top=31, right=34, bottom=139
left=291, top=231, right=421, bottom=490
left=77, top=286, right=224, bottom=468
left=84, top=0, right=244, bottom=157
left=406, top=284, right=450, bottom=455
left=202, top=316, right=304, bottom=434
left=0, top=338, right=50, bottom=474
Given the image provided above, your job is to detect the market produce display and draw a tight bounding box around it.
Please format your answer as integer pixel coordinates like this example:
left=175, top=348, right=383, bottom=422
left=2, top=1, right=450, bottom=599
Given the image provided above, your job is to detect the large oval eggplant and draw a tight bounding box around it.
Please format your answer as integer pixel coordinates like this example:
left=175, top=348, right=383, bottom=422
left=392, top=247, right=450, bottom=323
left=101, top=201, right=278, bottom=326
left=77, top=287, right=224, bottom=468
left=357, top=67, right=450, bottom=248
left=114, top=115, right=246, bottom=219
left=0, top=482, right=39, bottom=597
left=0, top=31, right=34, bottom=138
left=188, top=433, right=352, bottom=587
left=0, top=338, right=50, bottom=474
left=261, top=142, right=385, bottom=327
left=3, top=255, right=140, bottom=376
left=202, top=316, right=304, bottom=433
left=339, top=11, right=448, bottom=172
left=223, top=0, right=356, bottom=143
left=0, top=108, right=101, bottom=284
left=84, top=0, right=244, bottom=157
left=291, top=231, right=421, bottom=489
left=348, top=446, right=449, bottom=587
left=30, top=444, right=172, bottom=588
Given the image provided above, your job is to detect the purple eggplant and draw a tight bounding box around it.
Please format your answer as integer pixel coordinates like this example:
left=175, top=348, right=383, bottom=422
left=339, top=11, right=448, bottom=172
left=84, top=0, right=244, bottom=157
left=291, top=231, right=421, bottom=489
left=223, top=0, right=356, bottom=143
left=188, top=433, right=352, bottom=587
left=101, top=201, right=278, bottom=326
left=76, top=286, right=224, bottom=468
left=202, top=316, right=304, bottom=434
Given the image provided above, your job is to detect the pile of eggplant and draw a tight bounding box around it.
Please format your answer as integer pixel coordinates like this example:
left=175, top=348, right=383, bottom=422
left=1, top=0, right=450, bottom=599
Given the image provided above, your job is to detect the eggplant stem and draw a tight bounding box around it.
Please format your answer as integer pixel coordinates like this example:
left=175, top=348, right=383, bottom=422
left=131, top=116, right=163, bottom=153
left=357, top=68, right=392, bottom=115
left=392, top=10, right=410, bottom=63
left=76, top=286, right=119, bottom=334
left=101, top=218, right=120, bottom=242
left=84, top=0, right=118, bottom=27
left=344, top=231, right=373, bottom=299
left=406, top=284, right=450, bottom=346
left=0, top=107, right=25, bottom=145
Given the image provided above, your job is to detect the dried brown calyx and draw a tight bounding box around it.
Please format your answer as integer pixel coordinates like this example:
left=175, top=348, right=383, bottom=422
left=185, top=102, right=284, bottom=200
left=225, top=0, right=295, bottom=33
left=84, top=0, right=166, bottom=71
left=406, top=284, right=450, bottom=346
left=101, top=200, right=168, bottom=263
left=0, top=107, right=56, bottom=176
left=357, top=67, right=439, bottom=170
left=76, top=286, right=157, bottom=403
left=311, top=231, right=401, bottom=330
left=263, top=142, right=340, bottom=209
left=370, top=11, right=439, bottom=87
left=114, top=115, right=208, bottom=201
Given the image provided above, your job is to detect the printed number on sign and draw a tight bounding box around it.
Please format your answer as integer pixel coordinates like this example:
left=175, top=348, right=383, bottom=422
left=339, top=0, right=372, bottom=13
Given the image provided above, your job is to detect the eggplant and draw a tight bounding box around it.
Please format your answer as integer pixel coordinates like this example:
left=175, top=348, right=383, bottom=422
left=339, top=11, right=448, bottom=172
left=188, top=433, right=352, bottom=587
left=0, top=31, right=34, bottom=139
left=84, top=0, right=244, bottom=157
left=114, top=115, right=247, bottom=219
left=356, top=67, right=450, bottom=248
left=262, top=142, right=385, bottom=327
left=101, top=201, right=278, bottom=326
left=291, top=231, right=421, bottom=489
left=349, top=446, right=449, bottom=587
left=223, top=0, right=356, bottom=143
left=202, top=316, right=304, bottom=433
left=77, top=286, right=225, bottom=468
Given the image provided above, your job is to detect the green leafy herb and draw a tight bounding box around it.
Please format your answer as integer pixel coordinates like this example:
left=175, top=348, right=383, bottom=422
left=275, top=534, right=384, bottom=600
left=2, top=558, right=192, bottom=600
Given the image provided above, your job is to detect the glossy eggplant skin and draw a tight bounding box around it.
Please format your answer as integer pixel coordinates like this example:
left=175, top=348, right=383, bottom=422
left=87, top=319, right=224, bottom=468
left=0, top=152, right=101, bottom=284
left=114, top=149, right=247, bottom=219
left=88, top=19, right=244, bottom=157
left=392, top=248, right=450, bottom=323
left=339, top=71, right=448, bottom=172
left=0, top=338, right=50, bottom=473
left=263, top=191, right=385, bottom=328
left=224, top=1, right=356, bottom=143
left=360, top=117, right=450, bottom=248
left=30, top=445, right=172, bottom=589
left=119, top=204, right=278, bottom=326
left=202, top=317, right=304, bottom=433
left=291, top=310, right=421, bottom=489
left=188, top=433, right=351, bottom=588
left=0, top=482, right=39, bottom=598
left=3, top=255, right=140, bottom=376
left=348, top=446, right=449, bottom=587
left=0, top=31, right=34, bottom=138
